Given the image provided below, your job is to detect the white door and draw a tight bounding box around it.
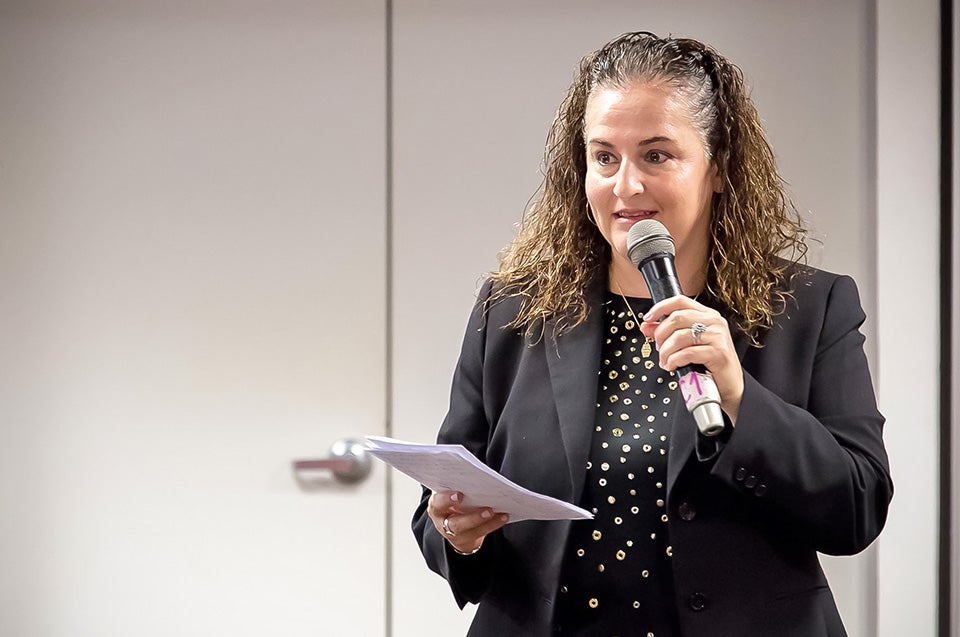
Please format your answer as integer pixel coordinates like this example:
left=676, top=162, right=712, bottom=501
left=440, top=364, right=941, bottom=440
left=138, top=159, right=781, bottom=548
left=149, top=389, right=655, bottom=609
left=0, top=2, right=388, bottom=634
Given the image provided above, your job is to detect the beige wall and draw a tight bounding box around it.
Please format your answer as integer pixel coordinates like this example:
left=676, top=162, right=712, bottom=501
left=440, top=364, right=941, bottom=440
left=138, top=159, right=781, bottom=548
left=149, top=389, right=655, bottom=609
left=875, top=0, right=941, bottom=635
left=390, top=2, right=887, bottom=636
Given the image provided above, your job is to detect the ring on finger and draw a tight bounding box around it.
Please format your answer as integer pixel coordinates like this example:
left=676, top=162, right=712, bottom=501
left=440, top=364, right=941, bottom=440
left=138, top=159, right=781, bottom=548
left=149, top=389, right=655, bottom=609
left=442, top=516, right=456, bottom=537
left=691, top=322, right=707, bottom=345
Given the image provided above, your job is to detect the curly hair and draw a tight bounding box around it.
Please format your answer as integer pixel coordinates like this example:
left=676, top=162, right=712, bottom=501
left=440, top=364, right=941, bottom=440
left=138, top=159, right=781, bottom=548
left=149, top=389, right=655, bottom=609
left=489, top=31, right=807, bottom=346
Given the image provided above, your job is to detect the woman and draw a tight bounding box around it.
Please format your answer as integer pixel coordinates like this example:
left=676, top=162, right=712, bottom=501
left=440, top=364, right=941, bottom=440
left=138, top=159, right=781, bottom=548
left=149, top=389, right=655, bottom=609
left=412, top=31, right=892, bottom=636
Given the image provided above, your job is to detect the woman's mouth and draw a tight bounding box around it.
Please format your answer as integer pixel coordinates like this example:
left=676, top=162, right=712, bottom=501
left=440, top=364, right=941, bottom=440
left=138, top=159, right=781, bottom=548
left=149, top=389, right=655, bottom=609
left=614, top=209, right=657, bottom=222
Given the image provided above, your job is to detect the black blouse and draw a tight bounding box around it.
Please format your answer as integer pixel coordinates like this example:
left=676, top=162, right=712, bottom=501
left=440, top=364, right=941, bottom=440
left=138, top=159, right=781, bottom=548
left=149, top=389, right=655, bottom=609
left=554, top=293, right=681, bottom=636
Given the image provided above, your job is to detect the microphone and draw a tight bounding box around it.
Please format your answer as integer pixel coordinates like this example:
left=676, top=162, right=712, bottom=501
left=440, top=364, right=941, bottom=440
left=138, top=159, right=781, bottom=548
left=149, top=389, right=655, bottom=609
left=626, top=219, right=725, bottom=437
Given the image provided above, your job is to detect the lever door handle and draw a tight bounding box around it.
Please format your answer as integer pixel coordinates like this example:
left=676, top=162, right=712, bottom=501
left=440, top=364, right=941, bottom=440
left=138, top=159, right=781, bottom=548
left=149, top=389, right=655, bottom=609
left=292, top=438, right=372, bottom=485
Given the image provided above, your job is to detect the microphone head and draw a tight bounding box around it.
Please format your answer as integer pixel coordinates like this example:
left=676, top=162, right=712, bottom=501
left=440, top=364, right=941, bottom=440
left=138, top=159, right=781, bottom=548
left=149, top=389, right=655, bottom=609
left=626, top=219, right=675, bottom=267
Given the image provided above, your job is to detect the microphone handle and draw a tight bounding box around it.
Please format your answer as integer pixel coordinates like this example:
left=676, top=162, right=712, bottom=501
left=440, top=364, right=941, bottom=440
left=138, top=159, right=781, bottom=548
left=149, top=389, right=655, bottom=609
left=638, top=254, right=725, bottom=437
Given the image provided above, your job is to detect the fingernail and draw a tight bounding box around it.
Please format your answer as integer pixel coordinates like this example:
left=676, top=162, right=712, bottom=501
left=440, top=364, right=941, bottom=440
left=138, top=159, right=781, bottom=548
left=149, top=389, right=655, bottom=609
left=500, top=514, right=509, bottom=522
left=481, top=510, right=492, bottom=519
left=643, top=311, right=652, bottom=321
left=450, top=493, right=460, bottom=503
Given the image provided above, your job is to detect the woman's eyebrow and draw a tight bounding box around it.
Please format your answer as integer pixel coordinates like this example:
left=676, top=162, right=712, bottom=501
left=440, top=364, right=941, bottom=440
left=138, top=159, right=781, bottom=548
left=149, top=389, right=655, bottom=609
left=637, top=135, right=672, bottom=146
left=586, top=135, right=673, bottom=147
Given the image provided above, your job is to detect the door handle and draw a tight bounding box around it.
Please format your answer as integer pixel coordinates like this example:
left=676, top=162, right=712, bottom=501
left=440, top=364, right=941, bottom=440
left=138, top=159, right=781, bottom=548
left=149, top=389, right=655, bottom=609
left=292, top=438, right=372, bottom=485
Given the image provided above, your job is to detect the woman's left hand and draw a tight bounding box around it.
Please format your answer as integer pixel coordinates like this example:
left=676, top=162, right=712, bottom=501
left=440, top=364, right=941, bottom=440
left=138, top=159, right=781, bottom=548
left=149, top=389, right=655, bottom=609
left=639, top=295, right=744, bottom=425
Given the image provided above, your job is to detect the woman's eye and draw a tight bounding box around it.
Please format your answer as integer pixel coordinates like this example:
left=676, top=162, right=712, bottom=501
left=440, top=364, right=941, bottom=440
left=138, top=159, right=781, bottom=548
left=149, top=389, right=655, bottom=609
left=596, top=151, right=614, bottom=165
left=646, top=150, right=667, bottom=164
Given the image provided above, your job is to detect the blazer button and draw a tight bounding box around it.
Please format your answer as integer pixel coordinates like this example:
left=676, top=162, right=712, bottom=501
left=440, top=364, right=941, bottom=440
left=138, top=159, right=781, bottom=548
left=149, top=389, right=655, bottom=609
left=688, top=592, right=707, bottom=611
left=754, top=483, right=768, bottom=496
left=734, top=467, right=747, bottom=482
left=678, top=501, right=697, bottom=521
left=744, top=474, right=758, bottom=489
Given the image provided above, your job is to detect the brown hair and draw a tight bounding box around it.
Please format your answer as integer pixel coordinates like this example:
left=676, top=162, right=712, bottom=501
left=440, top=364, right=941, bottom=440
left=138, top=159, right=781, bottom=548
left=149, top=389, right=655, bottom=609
left=490, top=31, right=807, bottom=345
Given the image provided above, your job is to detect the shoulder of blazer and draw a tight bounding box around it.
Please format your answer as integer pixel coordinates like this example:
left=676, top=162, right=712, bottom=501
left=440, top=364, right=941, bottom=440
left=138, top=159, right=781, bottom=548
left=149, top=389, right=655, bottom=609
left=745, top=261, right=866, bottom=381
left=761, top=259, right=858, bottom=328
left=472, top=271, right=607, bottom=346
left=774, top=257, right=853, bottom=299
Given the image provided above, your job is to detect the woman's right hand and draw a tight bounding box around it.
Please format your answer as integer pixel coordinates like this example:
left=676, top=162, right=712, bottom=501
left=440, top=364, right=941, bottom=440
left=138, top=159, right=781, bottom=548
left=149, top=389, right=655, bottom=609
left=427, top=491, right=509, bottom=555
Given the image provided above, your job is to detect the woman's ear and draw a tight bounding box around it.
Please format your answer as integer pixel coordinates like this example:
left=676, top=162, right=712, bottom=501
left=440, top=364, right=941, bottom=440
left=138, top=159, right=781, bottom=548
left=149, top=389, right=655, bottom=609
left=711, top=163, right=723, bottom=194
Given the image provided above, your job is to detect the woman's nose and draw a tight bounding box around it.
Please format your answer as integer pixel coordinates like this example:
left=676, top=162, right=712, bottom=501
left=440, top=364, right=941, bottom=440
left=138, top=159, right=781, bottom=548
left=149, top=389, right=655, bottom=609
left=612, top=161, right=644, bottom=199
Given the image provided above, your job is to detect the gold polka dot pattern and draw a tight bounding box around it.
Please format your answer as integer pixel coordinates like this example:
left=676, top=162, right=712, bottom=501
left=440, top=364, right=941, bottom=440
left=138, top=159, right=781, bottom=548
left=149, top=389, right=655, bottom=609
left=555, top=294, right=680, bottom=634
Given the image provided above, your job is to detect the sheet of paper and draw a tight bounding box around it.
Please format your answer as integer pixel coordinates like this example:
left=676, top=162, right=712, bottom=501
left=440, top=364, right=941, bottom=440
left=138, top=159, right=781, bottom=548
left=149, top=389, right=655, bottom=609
left=366, top=436, right=592, bottom=523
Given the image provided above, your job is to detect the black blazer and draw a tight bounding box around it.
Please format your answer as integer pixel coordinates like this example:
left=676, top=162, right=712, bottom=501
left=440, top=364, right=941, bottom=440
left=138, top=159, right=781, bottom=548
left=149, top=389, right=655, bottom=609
left=413, top=266, right=893, bottom=637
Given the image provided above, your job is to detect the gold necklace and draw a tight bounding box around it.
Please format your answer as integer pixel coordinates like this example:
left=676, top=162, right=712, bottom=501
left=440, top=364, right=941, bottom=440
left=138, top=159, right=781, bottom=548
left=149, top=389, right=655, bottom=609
left=615, top=283, right=654, bottom=359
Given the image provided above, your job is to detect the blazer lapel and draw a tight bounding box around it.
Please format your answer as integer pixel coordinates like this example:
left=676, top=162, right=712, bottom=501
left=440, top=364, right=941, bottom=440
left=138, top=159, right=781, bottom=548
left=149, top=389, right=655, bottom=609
left=545, top=278, right=605, bottom=504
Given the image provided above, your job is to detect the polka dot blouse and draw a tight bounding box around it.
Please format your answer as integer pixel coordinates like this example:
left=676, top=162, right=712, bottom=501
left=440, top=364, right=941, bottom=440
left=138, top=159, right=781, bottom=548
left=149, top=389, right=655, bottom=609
left=554, top=293, right=681, bottom=636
